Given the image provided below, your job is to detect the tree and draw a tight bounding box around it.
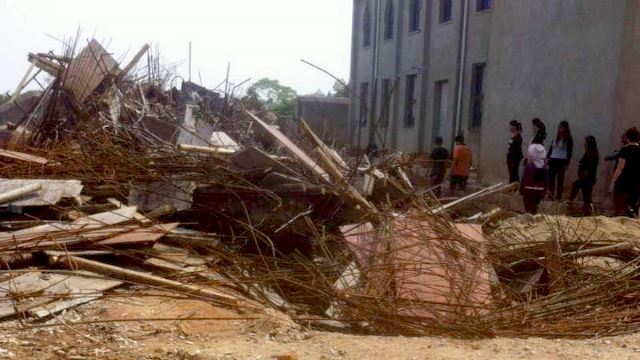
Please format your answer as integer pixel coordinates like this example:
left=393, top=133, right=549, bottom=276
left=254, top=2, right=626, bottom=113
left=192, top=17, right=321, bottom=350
left=331, top=80, right=350, bottom=98
left=244, top=78, right=297, bottom=119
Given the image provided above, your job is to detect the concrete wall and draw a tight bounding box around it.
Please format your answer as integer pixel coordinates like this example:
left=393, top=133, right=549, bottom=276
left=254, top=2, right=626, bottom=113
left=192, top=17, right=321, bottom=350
left=349, top=0, right=637, bottom=202
left=296, top=96, right=350, bottom=147
left=480, top=0, right=628, bottom=198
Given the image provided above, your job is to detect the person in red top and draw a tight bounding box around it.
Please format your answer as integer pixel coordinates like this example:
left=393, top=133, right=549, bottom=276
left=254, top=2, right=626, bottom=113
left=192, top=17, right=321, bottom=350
left=449, top=135, right=472, bottom=196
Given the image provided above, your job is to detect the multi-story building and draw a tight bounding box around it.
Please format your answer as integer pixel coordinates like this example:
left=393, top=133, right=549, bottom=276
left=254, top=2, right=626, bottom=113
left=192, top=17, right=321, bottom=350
left=349, top=0, right=640, bottom=194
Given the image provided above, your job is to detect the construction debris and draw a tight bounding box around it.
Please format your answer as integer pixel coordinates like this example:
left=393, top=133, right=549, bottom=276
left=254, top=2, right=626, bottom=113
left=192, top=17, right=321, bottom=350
left=0, top=37, right=638, bottom=342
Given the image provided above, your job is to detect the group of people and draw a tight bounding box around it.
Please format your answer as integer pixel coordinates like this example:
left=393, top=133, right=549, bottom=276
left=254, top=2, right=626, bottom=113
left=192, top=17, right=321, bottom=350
left=428, top=118, right=640, bottom=217
left=507, top=118, right=640, bottom=216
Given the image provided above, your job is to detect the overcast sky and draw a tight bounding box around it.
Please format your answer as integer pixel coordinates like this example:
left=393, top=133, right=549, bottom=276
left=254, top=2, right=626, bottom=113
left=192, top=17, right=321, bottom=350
left=0, top=0, right=353, bottom=96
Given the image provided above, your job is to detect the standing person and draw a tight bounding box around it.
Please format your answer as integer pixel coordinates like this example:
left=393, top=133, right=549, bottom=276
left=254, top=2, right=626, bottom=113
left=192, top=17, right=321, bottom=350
left=521, top=143, right=548, bottom=214
left=507, top=120, right=524, bottom=183
left=547, top=121, right=574, bottom=201
left=531, top=118, right=547, bottom=145
left=569, top=136, right=599, bottom=215
left=610, top=128, right=640, bottom=217
left=450, top=135, right=472, bottom=196
left=430, top=136, right=450, bottom=197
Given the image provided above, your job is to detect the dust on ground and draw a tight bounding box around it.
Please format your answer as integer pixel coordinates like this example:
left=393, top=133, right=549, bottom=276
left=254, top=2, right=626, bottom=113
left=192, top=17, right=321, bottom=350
left=1, top=289, right=640, bottom=360
left=491, top=214, right=640, bottom=245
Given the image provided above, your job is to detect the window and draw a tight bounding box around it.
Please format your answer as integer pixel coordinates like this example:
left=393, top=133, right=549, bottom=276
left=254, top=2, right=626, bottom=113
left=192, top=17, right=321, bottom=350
left=360, top=82, right=369, bottom=127
left=470, top=63, right=486, bottom=128
left=477, top=0, right=491, bottom=11
left=384, top=1, right=395, bottom=40
left=409, top=0, right=422, bottom=32
left=404, top=75, right=417, bottom=128
left=440, top=0, right=453, bottom=23
left=380, top=79, right=392, bottom=128
left=363, top=4, right=372, bottom=47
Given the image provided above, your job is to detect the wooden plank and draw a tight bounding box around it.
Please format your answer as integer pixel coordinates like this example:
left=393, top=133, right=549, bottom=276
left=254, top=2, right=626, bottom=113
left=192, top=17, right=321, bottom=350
left=299, top=118, right=348, bottom=171
left=95, top=223, right=178, bottom=246
left=119, top=44, right=150, bottom=79
left=245, top=111, right=330, bottom=182
left=50, top=255, right=238, bottom=305
left=314, top=147, right=377, bottom=213
left=209, top=131, right=240, bottom=151
left=178, top=143, right=236, bottom=155
left=0, top=179, right=82, bottom=207
left=0, top=149, right=48, bottom=164
left=63, top=39, right=119, bottom=103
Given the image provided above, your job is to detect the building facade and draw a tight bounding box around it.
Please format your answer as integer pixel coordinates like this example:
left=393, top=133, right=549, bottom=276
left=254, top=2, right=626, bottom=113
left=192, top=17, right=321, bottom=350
left=349, top=0, right=640, bottom=195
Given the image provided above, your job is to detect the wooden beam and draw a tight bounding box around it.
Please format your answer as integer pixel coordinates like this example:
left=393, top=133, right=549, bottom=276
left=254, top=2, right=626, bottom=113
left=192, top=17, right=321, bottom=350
left=0, top=149, right=47, bottom=164
left=178, top=143, right=236, bottom=155
left=50, top=254, right=238, bottom=305
left=245, top=111, right=331, bottom=183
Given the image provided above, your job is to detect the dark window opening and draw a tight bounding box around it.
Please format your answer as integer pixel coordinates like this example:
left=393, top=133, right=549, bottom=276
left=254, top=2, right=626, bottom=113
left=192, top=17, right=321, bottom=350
left=440, top=0, right=453, bottom=23
left=384, top=1, right=395, bottom=40
left=477, top=0, right=491, bottom=11
left=470, top=63, right=486, bottom=128
left=381, top=79, right=392, bottom=128
left=405, top=75, right=417, bottom=128
left=409, top=0, right=422, bottom=32
left=360, top=82, right=369, bottom=127
left=363, top=5, right=372, bottom=47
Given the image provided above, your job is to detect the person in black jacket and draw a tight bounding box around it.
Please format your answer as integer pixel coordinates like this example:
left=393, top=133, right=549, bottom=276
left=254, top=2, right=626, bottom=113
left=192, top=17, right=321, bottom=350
left=507, top=120, right=523, bottom=183
left=547, top=120, right=574, bottom=201
left=430, top=136, right=450, bottom=197
left=569, top=136, right=599, bottom=215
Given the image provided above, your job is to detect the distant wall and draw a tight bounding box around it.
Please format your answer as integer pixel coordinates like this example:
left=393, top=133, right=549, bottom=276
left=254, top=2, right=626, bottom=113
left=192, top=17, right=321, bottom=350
left=481, top=0, right=628, bottom=199
left=296, top=96, right=350, bottom=147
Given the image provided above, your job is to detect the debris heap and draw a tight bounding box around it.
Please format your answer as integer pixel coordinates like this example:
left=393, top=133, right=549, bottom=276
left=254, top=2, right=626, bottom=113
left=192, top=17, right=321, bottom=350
left=0, top=38, right=639, bottom=339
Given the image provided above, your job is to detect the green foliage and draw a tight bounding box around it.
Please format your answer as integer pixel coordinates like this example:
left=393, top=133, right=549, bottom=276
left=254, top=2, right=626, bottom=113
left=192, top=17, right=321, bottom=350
left=245, top=78, right=297, bottom=119
left=0, top=92, right=11, bottom=105
left=331, top=80, right=350, bottom=98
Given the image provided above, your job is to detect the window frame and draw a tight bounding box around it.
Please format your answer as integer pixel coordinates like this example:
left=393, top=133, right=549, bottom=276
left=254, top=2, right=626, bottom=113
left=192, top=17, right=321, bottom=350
left=380, top=79, right=392, bottom=128
left=408, top=0, right=422, bottom=33
left=384, top=1, right=395, bottom=40
left=363, top=4, right=372, bottom=47
left=476, top=0, right=491, bottom=12
left=469, top=63, right=487, bottom=129
left=360, top=82, right=370, bottom=127
left=440, top=0, right=453, bottom=23
left=404, top=75, right=418, bottom=128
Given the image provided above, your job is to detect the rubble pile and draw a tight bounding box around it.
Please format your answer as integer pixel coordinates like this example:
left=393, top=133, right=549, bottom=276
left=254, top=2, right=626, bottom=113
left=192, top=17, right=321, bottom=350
left=0, top=38, right=640, bottom=339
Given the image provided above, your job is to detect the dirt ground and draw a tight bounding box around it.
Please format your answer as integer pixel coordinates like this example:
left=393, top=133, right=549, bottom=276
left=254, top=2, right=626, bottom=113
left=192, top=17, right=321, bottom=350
left=2, top=289, right=640, bottom=360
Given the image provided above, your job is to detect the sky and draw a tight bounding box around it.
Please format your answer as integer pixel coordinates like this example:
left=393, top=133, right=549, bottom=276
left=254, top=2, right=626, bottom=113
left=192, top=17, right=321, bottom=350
left=0, top=0, right=353, bottom=96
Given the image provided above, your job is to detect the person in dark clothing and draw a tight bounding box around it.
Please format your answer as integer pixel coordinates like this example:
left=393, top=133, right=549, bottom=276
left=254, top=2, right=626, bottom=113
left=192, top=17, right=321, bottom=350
left=569, top=136, right=599, bottom=215
left=611, top=128, right=640, bottom=217
left=547, top=121, right=574, bottom=201
left=521, top=143, right=548, bottom=214
left=430, top=136, right=450, bottom=197
left=531, top=118, right=547, bottom=145
left=507, top=120, right=524, bottom=183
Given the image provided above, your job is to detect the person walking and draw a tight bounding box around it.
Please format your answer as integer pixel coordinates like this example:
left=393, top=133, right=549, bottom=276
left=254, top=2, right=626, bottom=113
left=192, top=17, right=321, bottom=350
left=569, top=136, right=599, bottom=215
left=521, top=143, right=548, bottom=214
left=547, top=121, right=574, bottom=201
left=507, top=120, right=524, bottom=183
left=430, top=136, right=449, bottom=197
left=610, top=128, right=640, bottom=217
left=450, top=135, right=472, bottom=196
